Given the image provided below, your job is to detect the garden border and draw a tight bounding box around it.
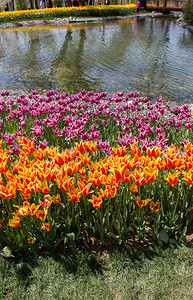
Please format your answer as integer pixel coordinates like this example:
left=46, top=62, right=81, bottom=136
left=0, top=12, right=162, bottom=30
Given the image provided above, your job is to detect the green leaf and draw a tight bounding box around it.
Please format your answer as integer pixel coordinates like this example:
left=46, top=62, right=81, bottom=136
left=67, top=232, right=75, bottom=248
left=179, top=226, right=188, bottom=242
left=169, top=238, right=178, bottom=245
left=158, top=229, right=169, bottom=244
left=106, top=232, right=119, bottom=240
left=0, top=246, right=14, bottom=258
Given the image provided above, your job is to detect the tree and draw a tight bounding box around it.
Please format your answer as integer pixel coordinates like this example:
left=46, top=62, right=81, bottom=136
left=163, top=0, right=167, bottom=11
left=29, top=0, right=34, bottom=9
left=34, top=0, right=38, bottom=8
left=15, top=0, right=27, bottom=10
left=66, top=0, right=72, bottom=6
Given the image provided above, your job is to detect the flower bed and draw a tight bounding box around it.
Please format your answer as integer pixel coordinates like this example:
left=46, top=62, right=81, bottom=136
left=0, top=4, right=136, bottom=23
left=0, top=89, right=193, bottom=254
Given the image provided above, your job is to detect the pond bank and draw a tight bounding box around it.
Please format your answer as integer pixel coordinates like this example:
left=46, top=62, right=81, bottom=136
left=176, top=17, right=193, bottom=32
left=0, top=12, right=162, bottom=30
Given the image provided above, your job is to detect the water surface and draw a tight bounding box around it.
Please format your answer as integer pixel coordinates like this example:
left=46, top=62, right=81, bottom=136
left=0, top=17, right=193, bottom=104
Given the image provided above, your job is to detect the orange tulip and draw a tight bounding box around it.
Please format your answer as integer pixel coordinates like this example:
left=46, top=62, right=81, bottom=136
left=9, top=216, right=21, bottom=228
left=47, top=146, right=59, bottom=160
left=36, top=209, right=47, bottom=220
left=130, top=141, right=142, bottom=157
left=175, top=158, right=185, bottom=171
left=184, top=142, right=193, bottom=156
left=0, top=161, right=8, bottom=173
left=150, top=201, right=159, bottom=213
left=84, top=141, right=96, bottom=153
left=144, top=167, right=158, bottom=182
left=164, top=145, right=183, bottom=169
left=156, top=158, right=169, bottom=170
left=56, top=175, right=74, bottom=191
left=0, top=184, right=16, bottom=199
left=56, top=153, right=69, bottom=165
left=111, top=166, right=125, bottom=181
left=80, top=175, right=89, bottom=184
left=132, top=169, right=147, bottom=187
left=28, top=203, right=40, bottom=215
left=88, top=194, right=103, bottom=208
left=17, top=206, right=29, bottom=217
left=0, top=149, right=10, bottom=164
left=182, top=170, right=193, bottom=184
left=185, top=155, right=193, bottom=170
left=164, top=172, right=180, bottom=187
left=53, top=194, right=61, bottom=204
left=78, top=182, right=93, bottom=197
left=98, top=188, right=107, bottom=198
left=67, top=188, right=81, bottom=202
left=99, top=173, right=116, bottom=187
left=67, top=164, right=78, bottom=175
left=39, top=179, right=53, bottom=194
left=146, top=146, right=162, bottom=158
left=165, top=144, right=180, bottom=160
left=132, top=155, right=144, bottom=169
left=33, top=161, right=53, bottom=182
left=79, top=168, right=87, bottom=176
left=18, top=168, right=36, bottom=184
left=123, top=169, right=133, bottom=183
left=18, top=136, right=35, bottom=153
left=39, top=194, right=53, bottom=209
left=105, top=185, right=117, bottom=198
left=136, top=196, right=151, bottom=208
left=42, top=222, right=50, bottom=231
left=27, top=237, right=35, bottom=244
left=56, top=165, right=67, bottom=178
left=89, top=170, right=103, bottom=185
left=17, top=179, right=36, bottom=196
left=130, top=184, right=138, bottom=193
left=100, top=163, right=109, bottom=175
left=75, top=140, right=87, bottom=154
left=80, top=153, right=91, bottom=167
left=112, top=146, right=127, bottom=157
left=33, top=148, right=47, bottom=160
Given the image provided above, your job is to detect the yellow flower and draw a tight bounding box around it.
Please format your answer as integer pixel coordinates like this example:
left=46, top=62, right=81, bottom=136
left=164, top=172, right=180, bottom=187
left=42, top=222, right=50, bottom=231
left=28, top=237, right=35, bottom=244
left=29, top=203, right=40, bottom=215
left=130, top=184, right=138, bottom=193
left=150, top=202, right=159, bottom=213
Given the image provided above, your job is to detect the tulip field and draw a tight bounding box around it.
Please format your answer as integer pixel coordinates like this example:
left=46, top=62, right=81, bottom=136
left=0, top=89, right=193, bottom=254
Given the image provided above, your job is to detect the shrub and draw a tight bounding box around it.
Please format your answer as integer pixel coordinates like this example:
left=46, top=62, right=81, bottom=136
left=183, top=1, right=193, bottom=24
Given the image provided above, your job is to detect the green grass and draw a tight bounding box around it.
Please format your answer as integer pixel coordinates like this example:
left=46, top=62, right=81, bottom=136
left=0, top=244, right=193, bottom=299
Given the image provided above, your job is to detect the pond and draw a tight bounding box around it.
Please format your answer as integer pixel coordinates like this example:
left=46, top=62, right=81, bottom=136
left=0, top=16, right=193, bottom=104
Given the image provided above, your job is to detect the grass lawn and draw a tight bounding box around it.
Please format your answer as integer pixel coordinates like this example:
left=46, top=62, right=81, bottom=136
left=0, top=243, right=193, bottom=300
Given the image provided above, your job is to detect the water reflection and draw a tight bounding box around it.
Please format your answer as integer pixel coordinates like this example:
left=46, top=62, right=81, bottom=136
left=0, top=17, right=193, bottom=104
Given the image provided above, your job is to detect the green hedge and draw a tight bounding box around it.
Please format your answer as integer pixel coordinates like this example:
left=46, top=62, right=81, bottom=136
left=183, top=1, right=193, bottom=24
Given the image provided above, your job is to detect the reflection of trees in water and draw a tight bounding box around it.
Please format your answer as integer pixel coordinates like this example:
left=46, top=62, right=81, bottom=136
left=50, top=23, right=135, bottom=93
left=129, top=18, right=172, bottom=101
left=3, top=29, right=69, bottom=92
left=51, top=28, right=93, bottom=93
left=0, top=29, right=41, bottom=89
